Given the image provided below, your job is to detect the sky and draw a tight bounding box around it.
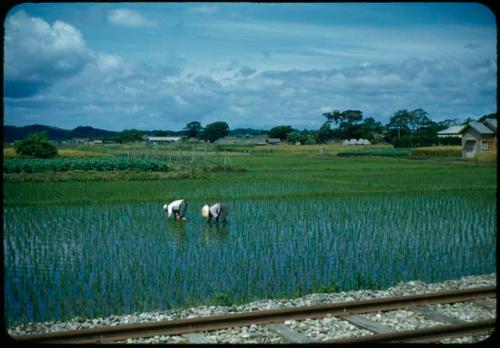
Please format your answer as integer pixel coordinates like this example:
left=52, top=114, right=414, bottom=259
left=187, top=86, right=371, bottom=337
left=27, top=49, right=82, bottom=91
left=3, top=2, right=497, bottom=131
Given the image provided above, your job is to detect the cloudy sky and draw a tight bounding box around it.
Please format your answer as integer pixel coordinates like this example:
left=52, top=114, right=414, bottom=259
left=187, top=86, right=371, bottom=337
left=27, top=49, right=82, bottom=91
left=3, top=2, right=497, bottom=131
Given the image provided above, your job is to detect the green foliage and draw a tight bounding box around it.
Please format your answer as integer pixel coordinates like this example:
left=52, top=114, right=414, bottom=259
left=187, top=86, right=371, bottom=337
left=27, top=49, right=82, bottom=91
left=386, top=108, right=441, bottom=147
left=287, top=130, right=316, bottom=145
left=13, top=132, right=58, bottom=158
left=315, top=122, right=333, bottom=144
left=4, top=158, right=169, bottom=173
left=116, top=129, right=145, bottom=143
left=200, top=121, right=230, bottom=142
left=184, top=121, right=203, bottom=138
left=268, top=125, right=294, bottom=140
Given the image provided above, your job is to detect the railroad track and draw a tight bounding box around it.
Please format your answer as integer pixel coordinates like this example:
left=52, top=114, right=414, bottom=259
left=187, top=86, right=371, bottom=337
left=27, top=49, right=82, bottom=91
left=11, top=286, right=496, bottom=344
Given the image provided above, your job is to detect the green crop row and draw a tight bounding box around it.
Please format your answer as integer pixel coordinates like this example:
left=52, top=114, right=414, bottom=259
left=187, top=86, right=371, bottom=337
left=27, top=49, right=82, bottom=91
left=3, top=157, right=169, bottom=173
left=337, top=147, right=410, bottom=157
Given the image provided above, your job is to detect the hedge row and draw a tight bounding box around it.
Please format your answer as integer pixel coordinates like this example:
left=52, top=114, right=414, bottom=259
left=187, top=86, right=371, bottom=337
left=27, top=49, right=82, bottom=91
left=337, top=148, right=410, bottom=157
left=3, top=157, right=169, bottom=173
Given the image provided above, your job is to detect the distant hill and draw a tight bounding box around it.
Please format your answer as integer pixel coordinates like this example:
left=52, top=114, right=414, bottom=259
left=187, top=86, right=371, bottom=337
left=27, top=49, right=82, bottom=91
left=71, top=126, right=118, bottom=139
left=4, top=124, right=72, bottom=143
left=4, top=124, right=268, bottom=143
left=3, top=125, right=118, bottom=143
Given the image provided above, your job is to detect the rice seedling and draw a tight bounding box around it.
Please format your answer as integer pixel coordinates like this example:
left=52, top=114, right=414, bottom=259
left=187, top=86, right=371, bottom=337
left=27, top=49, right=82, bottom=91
left=3, top=149, right=496, bottom=327
left=3, top=191, right=496, bottom=326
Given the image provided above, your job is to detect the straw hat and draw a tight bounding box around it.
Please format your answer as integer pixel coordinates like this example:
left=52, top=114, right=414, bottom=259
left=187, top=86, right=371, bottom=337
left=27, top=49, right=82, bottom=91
left=201, top=205, right=210, bottom=219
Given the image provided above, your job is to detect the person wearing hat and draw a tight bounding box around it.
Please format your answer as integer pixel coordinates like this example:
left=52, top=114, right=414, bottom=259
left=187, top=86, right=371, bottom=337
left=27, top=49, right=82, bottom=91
left=163, top=199, right=188, bottom=220
left=201, top=203, right=228, bottom=222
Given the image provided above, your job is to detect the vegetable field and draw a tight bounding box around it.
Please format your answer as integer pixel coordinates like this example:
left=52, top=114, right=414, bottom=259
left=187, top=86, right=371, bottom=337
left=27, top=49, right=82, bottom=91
left=3, top=149, right=497, bottom=326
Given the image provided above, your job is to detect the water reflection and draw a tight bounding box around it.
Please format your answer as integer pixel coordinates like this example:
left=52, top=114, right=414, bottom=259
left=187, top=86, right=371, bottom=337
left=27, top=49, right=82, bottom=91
left=202, top=222, right=230, bottom=246
left=163, top=219, right=188, bottom=245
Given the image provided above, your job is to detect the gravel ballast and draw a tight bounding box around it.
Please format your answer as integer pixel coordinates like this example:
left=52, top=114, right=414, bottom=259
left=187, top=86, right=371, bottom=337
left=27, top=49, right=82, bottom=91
left=7, top=273, right=496, bottom=343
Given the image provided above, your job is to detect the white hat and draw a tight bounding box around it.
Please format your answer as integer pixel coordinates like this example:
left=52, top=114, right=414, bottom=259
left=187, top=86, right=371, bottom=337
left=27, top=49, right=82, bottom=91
left=201, top=205, right=209, bottom=219
left=163, top=204, right=168, bottom=211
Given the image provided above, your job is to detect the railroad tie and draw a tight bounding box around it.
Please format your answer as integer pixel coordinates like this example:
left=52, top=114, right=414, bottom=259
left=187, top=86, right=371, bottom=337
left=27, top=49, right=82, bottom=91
left=413, top=307, right=465, bottom=325
left=181, top=332, right=216, bottom=344
left=343, top=315, right=397, bottom=334
left=266, top=323, right=315, bottom=343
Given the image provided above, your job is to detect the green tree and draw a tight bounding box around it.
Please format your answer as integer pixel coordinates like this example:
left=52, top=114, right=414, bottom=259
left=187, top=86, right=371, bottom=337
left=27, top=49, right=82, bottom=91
left=116, top=129, right=145, bottom=143
left=14, top=132, right=58, bottom=158
left=322, top=109, right=364, bottom=139
left=478, top=113, right=497, bottom=123
left=201, top=121, right=230, bottom=142
left=287, top=130, right=316, bottom=145
left=268, top=125, right=294, bottom=140
left=184, top=121, right=203, bottom=138
left=386, top=109, right=413, bottom=142
left=358, top=117, right=386, bottom=143
left=315, top=122, right=333, bottom=144
left=386, top=108, right=440, bottom=148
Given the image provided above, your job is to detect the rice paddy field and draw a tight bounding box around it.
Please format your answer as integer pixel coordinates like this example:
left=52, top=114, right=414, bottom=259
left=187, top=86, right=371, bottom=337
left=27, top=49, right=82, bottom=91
left=2, top=145, right=497, bottom=327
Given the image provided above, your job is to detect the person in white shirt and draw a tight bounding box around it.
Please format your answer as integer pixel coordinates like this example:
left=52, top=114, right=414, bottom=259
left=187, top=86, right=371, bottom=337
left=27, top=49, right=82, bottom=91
left=201, top=203, right=228, bottom=222
left=163, top=199, right=188, bottom=220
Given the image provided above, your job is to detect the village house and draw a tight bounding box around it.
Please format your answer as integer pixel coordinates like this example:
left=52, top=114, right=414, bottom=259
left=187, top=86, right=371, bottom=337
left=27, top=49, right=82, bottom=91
left=214, top=135, right=269, bottom=146
left=437, top=125, right=466, bottom=139
left=145, top=136, right=181, bottom=144
left=266, top=137, right=282, bottom=145
left=459, top=119, right=497, bottom=159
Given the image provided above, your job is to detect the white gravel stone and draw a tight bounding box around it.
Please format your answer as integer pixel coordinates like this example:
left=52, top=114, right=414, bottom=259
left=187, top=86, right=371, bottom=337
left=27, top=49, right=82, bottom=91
left=7, top=273, right=496, bottom=344
left=361, top=309, right=443, bottom=331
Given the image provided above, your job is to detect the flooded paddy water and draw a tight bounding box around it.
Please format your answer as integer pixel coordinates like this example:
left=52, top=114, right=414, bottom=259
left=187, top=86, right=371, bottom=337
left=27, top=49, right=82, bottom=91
left=3, top=192, right=496, bottom=325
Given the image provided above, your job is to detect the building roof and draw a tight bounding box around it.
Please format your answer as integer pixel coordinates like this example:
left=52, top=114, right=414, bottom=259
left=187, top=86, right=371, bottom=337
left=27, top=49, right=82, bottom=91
left=266, top=138, right=281, bottom=143
left=484, top=118, right=497, bottom=131
left=437, top=125, right=466, bottom=135
left=147, top=136, right=181, bottom=141
left=460, top=121, right=494, bottom=135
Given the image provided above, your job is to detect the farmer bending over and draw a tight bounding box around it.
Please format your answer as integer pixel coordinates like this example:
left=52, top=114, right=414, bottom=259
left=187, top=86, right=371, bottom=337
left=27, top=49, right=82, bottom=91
left=201, top=203, right=228, bottom=222
left=164, top=199, right=188, bottom=221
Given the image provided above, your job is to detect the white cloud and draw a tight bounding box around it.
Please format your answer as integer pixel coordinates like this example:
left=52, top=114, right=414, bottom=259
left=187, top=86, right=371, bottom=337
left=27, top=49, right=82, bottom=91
left=4, top=10, right=91, bottom=83
left=108, top=9, right=156, bottom=27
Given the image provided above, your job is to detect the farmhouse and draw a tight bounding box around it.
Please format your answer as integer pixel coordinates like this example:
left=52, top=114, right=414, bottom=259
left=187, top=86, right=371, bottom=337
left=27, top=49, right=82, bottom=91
left=459, top=119, right=497, bottom=159
left=437, top=125, right=466, bottom=138
left=214, top=135, right=269, bottom=146
left=266, top=137, right=282, bottom=145
left=146, top=136, right=181, bottom=144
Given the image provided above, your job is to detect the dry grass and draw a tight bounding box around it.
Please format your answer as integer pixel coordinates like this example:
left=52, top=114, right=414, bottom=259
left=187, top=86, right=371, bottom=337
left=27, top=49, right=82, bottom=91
left=409, top=146, right=462, bottom=157
left=474, top=150, right=497, bottom=163
left=3, top=147, right=108, bottom=158
left=3, top=148, right=16, bottom=158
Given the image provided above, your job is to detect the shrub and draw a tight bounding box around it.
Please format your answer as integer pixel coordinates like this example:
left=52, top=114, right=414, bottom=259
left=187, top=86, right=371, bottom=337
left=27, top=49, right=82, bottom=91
left=475, top=151, right=497, bottom=163
left=14, top=132, right=58, bottom=158
left=409, top=146, right=462, bottom=158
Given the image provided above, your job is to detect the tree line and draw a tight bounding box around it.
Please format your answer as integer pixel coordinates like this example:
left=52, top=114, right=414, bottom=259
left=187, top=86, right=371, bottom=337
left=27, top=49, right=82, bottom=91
left=11, top=109, right=496, bottom=158
left=178, top=109, right=495, bottom=147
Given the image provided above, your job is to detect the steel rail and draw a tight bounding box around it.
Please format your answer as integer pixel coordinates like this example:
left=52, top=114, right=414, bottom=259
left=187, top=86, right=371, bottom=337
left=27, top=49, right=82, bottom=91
left=11, top=286, right=496, bottom=344
left=326, top=319, right=496, bottom=343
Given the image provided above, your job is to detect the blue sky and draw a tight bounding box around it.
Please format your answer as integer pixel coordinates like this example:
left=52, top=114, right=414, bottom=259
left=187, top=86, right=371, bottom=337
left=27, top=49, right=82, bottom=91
left=3, top=2, right=497, bottom=131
